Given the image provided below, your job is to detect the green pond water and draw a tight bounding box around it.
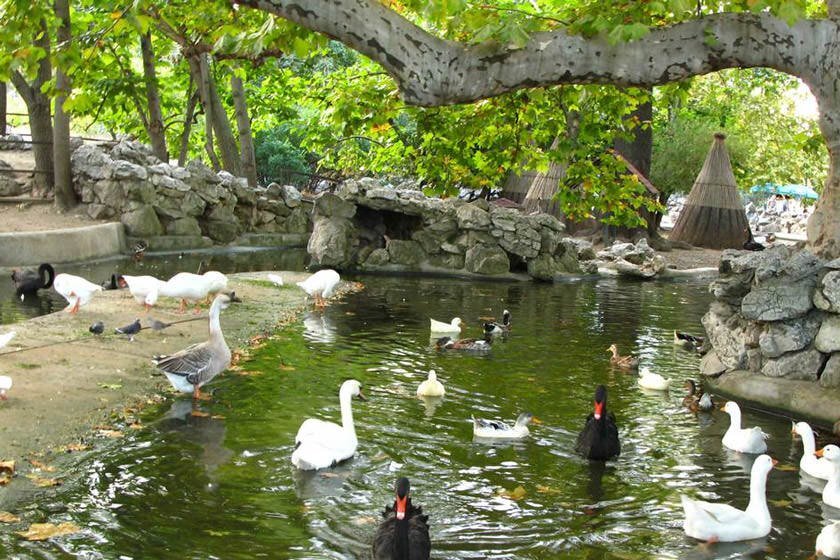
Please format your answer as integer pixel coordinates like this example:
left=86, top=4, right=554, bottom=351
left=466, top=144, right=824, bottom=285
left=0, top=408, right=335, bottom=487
left=1, top=274, right=838, bottom=559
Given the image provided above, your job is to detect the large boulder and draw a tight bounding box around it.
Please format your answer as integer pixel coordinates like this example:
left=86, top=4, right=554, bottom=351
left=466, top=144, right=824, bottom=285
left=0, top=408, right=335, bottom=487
left=387, top=239, right=425, bottom=266
left=760, top=347, right=826, bottom=380
left=815, top=270, right=840, bottom=313
left=815, top=314, right=840, bottom=353
left=284, top=206, right=312, bottom=234
left=758, top=311, right=822, bottom=358
left=121, top=204, right=163, bottom=237
left=71, top=144, right=113, bottom=180
left=92, top=180, right=125, bottom=209
left=464, top=244, right=509, bottom=275
left=527, top=253, right=561, bottom=281
left=456, top=203, right=491, bottom=230
left=314, top=192, right=356, bottom=219
left=741, top=282, right=814, bottom=321
left=426, top=252, right=464, bottom=270
left=820, top=354, right=840, bottom=388
left=111, top=160, right=148, bottom=181
left=363, top=248, right=390, bottom=267
left=167, top=217, right=202, bottom=236
left=308, top=216, right=356, bottom=267
left=0, top=174, right=26, bottom=196
left=702, top=302, right=751, bottom=371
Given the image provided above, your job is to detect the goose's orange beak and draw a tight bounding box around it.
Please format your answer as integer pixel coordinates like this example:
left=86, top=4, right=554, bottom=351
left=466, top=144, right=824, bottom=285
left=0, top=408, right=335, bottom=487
left=395, top=495, right=407, bottom=520
left=815, top=447, right=825, bottom=458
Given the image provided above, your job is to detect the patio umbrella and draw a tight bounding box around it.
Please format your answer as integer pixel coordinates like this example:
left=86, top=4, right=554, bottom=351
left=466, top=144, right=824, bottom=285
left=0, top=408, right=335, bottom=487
left=749, top=183, right=819, bottom=199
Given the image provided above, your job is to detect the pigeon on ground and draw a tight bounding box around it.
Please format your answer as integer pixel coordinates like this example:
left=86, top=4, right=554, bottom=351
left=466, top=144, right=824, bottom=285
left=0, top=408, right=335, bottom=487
left=89, top=321, right=105, bottom=335
left=115, top=319, right=142, bottom=339
left=146, top=318, right=172, bottom=331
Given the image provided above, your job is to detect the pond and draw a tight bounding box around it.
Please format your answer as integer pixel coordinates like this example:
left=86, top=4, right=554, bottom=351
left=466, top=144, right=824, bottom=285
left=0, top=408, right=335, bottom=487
left=1, top=274, right=838, bottom=559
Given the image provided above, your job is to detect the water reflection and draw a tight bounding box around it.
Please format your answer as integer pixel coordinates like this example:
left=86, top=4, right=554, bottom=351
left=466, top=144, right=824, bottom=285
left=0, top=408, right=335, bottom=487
left=302, top=311, right=337, bottom=344
left=157, top=400, right=233, bottom=484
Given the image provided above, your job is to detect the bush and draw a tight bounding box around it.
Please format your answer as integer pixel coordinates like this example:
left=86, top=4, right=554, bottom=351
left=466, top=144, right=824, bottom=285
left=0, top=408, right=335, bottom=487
left=254, top=124, right=312, bottom=187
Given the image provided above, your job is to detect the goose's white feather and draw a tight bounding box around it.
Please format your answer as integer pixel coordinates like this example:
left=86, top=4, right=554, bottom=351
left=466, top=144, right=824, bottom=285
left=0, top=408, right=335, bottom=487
left=53, top=273, right=103, bottom=311
left=821, top=445, right=840, bottom=508
left=296, top=269, right=341, bottom=299
left=472, top=413, right=532, bottom=439
left=121, top=275, right=163, bottom=306
left=0, top=331, right=16, bottom=349
left=267, top=273, right=284, bottom=287
left=203, top=271, right=228, bottom=295
left=816, top=521, right=840, bottom=559
left=159, top=272, right=212, bottom=302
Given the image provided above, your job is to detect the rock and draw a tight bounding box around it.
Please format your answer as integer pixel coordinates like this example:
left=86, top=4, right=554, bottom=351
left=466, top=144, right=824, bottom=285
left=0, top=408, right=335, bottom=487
left=565, top=238, right=597, bottom=261
left=700, top=350, right=727, bottom=376
left=86, top=203, right=114, bottom=220
left=185, top=159, right=221, bottom=185
left=363, top=248, right=390, bottom=267
left=308, top=216, right=356, bottom=267
left=464, top=244, right=509, bottom=275
left=279, top=184, right=302, bottom=208
left=426, top=252, right=464, bottom=269
left=526, top=212, right=565, bottom=233
left=760, top=347, right=826, bottom=380
left=0, top=174, right=25, bottom=196
left=92, top=180, right=125, bottom=209
left=203, top=219, right=240, bottom=243
left=121, top=205, right=163, bottom=237
left=815, top=314, right=840, bottom=353
left=702, top=303, right=750, bottom=371
left=498, top=225, right=540, bottom=259
left=111, top=160, right=148, bottom=181
left=284, top=206, right=311, bottom=234
left=314, top=192, right=356, bottom=219
left=741, top=282, right=814, bottom=321
left=709, top=273, right=753, bottom=303
left=456, top=203, right=491, bottom=230
left=440, top=242, right=463, bottom=255
left=819, top=354, right=840, bottom=388
left=527, top=253, right=560, bottom=281
left=167, top=217, right=202, bottom=236
left=123, top=180, right=156, bottom=204
left=110, top=140, right=159, bottom=166
left=758, top=311, right=822, bottom=358
left=613, top=255, right=666, bottom=279
left=815, top=270, right=840, bottom=313
left=71, top=144, right=113, bottom=180
left=387, top=239, right=425, bottom=266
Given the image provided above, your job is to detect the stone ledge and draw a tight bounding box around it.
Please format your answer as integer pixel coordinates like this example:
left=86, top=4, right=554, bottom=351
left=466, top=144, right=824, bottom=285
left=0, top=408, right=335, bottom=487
left=235, top=233, right=309, bottom=247
left=0, top=222, right=125, bottom=267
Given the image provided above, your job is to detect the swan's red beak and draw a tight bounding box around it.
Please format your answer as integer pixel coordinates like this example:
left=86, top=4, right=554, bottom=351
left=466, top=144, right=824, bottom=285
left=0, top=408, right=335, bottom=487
left=594, top=401, right=604, bottom=420
left=395, top=495, right=407, bottom=520
left=815, top=447, right=825, bottom=458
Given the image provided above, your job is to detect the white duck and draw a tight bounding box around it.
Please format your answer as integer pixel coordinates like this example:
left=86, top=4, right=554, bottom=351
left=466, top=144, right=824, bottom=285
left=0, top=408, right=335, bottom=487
left=722, top=401, right=768, bottom=454
left=638, top=366, right=671, bottom=391
left=0, top=375, right=11, bottom=400
left=202, top=271, right=228, bottom=301
left=818, top=444, right=840, bottom=508
left=159, top=272, right=213, bottom=313
left=681, top=454, right=775, bottom=542
left=53, top=273, right=103, bottom=313
left=793, top=421, right=834, bottom=480
left=296, top=269, right=341, bottom=308
left=0, top=331, right=16, bottom=349
left=816, top=521, right=840, bottom=559
left=118, top=274, right=163, bottom=310
left=473, top=412, right=533, bottom=439
left=429, top=317, right=462, bottom=335
left=416, top=370, right=445, bottom=397
left=291, top=379, right=365, bottom=470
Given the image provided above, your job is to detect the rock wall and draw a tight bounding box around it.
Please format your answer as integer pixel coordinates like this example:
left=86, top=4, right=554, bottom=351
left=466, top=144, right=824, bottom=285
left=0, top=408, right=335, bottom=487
left=306, top=178, right=595, bottom=279
left=71, top=141, right=310, bottom=247
left=701, top=245, right=840, bottom=390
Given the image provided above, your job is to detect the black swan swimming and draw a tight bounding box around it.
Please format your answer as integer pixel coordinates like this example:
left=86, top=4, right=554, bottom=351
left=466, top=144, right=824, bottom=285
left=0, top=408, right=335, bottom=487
left=372, top=477, right=431, bottom=560
left=11, top=263, right=55, bottom=300
left=575, top=385, right=621, bottom=461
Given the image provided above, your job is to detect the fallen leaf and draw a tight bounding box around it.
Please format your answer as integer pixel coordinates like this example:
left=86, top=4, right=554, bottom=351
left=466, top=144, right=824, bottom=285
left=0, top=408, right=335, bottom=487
left=498, top=485, right=527, bottom=501
left=344, top=311, right=356, bottom=316
left=0, top=473, right=11, bottom=486
left=210, top=414, right=226, bottom=420
left=0, top=512, right=20, bottom=523
left=769, top=499, right=792, bottom=507
left=353, top=515, right=377, bottom=525
left=235, top=370, right=263, bottom=377
left=278, top=364, right=295, bottom=371
left=320, top=472, right=339, bottom=478
left=190, top=411, right=210, bottom=418
left=536, top=484, right=561, bottom=494
left=0, top=460, right=15, bottom=475
left=16, top=522, right=80, bottom=541
left=25, top=474, right=61, bottom=487
left=128, top=423, right=143, bottom=430
left=28, top=459, right=56, bottom=472
left=97, top=430, right=124, bottom=439
left=206, top=529, right=230, bottom=537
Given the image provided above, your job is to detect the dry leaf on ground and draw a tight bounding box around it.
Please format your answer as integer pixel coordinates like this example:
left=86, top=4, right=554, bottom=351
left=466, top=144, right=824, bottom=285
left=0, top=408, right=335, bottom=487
left=28, top=459, right=56, bottom=472
left=97, top=430, right=124, bottom=439
left=60, top=443, right=90, bottom=453
left=0, top=512, right=20, bottom=523
left=25, top=474, right=61, bottom=487
left=16, top=522, right=81, bottom=541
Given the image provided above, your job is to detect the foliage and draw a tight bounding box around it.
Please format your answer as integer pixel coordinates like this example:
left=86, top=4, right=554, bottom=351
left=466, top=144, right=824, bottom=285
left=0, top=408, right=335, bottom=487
left=253, top=124, right=311, bottom=186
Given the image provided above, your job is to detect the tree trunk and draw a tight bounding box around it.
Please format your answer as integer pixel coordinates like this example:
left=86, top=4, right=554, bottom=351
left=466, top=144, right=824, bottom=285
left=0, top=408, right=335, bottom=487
left=178, top=86, right=200, bottom=167
left=140, top=31, right=168, bottom=162
left=53, top=0, right=76, bottom=211
left=0, top=82, right=6, bottom=136
left=613, top=93, right=657, bottom=238
left=189, top=54, right=240, bottom=174
left=230, top=73, right=258, bottom=187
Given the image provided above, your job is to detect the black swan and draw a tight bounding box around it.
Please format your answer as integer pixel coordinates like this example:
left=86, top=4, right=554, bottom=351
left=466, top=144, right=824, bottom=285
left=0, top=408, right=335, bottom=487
left=372, top=477, right=431, bottom=560
left=11, top=263, right=55, bottom=300
left=575, top=385, right=621, bottom=461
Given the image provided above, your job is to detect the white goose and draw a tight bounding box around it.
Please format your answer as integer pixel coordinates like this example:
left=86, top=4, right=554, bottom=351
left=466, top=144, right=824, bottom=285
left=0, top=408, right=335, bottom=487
left=681, top=454, right=775, bottom=542
left=53, top=273, right=103, bottom=313
left=473, top=412, right=533, bottom=439
left=159, top=272, right=213, bottom=313
left=429, top=317, right=462, bottom=335
left=722, top=401, right=768, bottom=454
left=416, top=370, right=445, bottom=397
left=296, top=269, right=341, bottom=308
left=202, top=271, right=228, bottom=301
left=0, top=375, right=12, bottom=400
left=818, top=444, right=840, bottom=508
left=291, top=379, right=365, bottom=470
left=638, top=366, right=671, bottom=391
left=793, top=421, right=833, bottom=480
left=816, top=521, right=840, bottom=559
left=118, top=274, right=163, bottom=310
left=0, top=331, right=16, bottom=349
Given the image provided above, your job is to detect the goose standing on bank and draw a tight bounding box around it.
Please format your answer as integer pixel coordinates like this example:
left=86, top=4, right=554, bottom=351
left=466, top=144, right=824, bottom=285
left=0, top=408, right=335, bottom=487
left=473, top=412, right=533, bottom=439
left=291, top=379, right=366, bottom=470
left=159, top=272, right=213, bottom=313
left=53, top=273, right=103, bottom=313
left=722, top=401, right=768, bottom=454
left=416, top=370, right=445, bottom=397
left=818, top=445, right=840, bottom=508
left=575, top=385, right=620, bottom=461
left=681, top=454, right=775, bottom=542
left=153, top=292, right=241, bottom=401
left=0, top=376, right=12, bottom=400
left=202, top=271, right=228, bottom=302
left=372, top=477, right=431, bottom=560
left=296, top=269, right=341, bottom=308
left=0, top=331, right=16, bottom=350
left=816, top=521, right=840, bottom=559
left=117, top=274, right=163, bottom=310
left=11, top=263, right=55, bottom=300
left=793, top=421, right=833, bottom=480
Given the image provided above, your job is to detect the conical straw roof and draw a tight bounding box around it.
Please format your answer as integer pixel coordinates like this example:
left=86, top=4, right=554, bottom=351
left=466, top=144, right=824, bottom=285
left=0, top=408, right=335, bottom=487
left=669, top=133, right=749, bottom=249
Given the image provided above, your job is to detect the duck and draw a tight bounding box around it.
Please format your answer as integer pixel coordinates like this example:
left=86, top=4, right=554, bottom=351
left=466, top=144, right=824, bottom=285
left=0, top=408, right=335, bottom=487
left=0, top=331, right=16, bottom=349
left=434, top=336, right=490, bottom=352
left=53, top=273, right=103, bottom=313
left=607, top=344, right=639, bottom=370
left=372, top=477, right=431, bottom=560
left=159, top=272, right=213, bottom=313
left=793, top=421, right=834, bottom=480
left=296, top=269, right=341, bottom=308
left=638, top=366, right=671, bottom=391
left=473, top=412, right=532, bottom=439
left=117, top=274, right=163, bottom=310
left=416, top=370, right=445, bottom=397
left=11, top=263, right=55, bottom=300
left=722, top=401, right=768, bottom=454
left=682, top=380, right=713, bottom=412
left=818, top=444, right=840, bottom=508
left=267, top=273, right=284, bottom=287
left=816, top=521, right=840, bottom=559
left=483, top=310, right=511, bottom=336
left=681, top=454, right=775, bottom=542
left=152, top=292, right=241, bottom=400
left=202, top=271, right=228, bottom=302
left=674, top=330, right=705, bottom=350
left=429, top=317, right=463, bottom=335
left=291, top=379, right=365, bottom=470
left=132, top=239, right=148, bottom=262
left=575, top=384, right=620, bottom=461
left=0, top=376, right=11, bottom=400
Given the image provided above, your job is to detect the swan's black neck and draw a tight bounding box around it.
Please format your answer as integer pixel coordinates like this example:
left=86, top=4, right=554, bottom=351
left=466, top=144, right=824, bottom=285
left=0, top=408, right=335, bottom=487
left=39, top=263, right=55, bottom=289
left=393, top=498, right=411, bottom=559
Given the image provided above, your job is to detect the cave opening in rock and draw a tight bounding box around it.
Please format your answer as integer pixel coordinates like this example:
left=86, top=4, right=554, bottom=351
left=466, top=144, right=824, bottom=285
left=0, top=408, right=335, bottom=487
left=354, top=206, right=424, bottom=249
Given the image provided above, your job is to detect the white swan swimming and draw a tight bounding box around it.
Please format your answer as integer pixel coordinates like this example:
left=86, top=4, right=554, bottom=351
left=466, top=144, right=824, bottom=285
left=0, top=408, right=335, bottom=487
left=722, top=401, right=768, bottom=454
left=291, top=379, right=365, bottom=470
left=793, top=421, right=833, bottom=480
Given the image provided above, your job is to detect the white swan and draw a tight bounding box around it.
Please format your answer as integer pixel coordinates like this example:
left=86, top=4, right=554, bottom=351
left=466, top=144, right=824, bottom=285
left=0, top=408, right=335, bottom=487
left=681, top=454, right=775, bottom=542
left=296, top=269, right=341, bottom=308
left=0, top=375, right=11, bottom=400
left=429, top=317, right=462, bottom=334
left=793, top=421, right=834, bottom=480
left=416, top=370, right=445, bottom=397
left=118, top=274, right=164, bottom=310
left=816, top=521, right=840, bottom=559
left=819, top=444, right=840, bottom=508
left=722, top=401, right=768, bottom=454
left=473, top=412, right=533, bottom=439
left=638, top=367, right=671, bottom=391
left=0, top=331, right=16, bottom=349
left=53, top=273, right=103, bottom=313
left=159, top=272, right=213, bottom=313
left=291, top=379, right=365, bottom=470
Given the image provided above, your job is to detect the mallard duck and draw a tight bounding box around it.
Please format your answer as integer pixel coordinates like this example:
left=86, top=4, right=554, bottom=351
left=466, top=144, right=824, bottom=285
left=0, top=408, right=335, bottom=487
left=0, top=331, right=16, bottom=349
left=607, top=344, right=639, bottom=369
left=793, top=421, right=834, bottom=480
left=0, top=375, right=12, bottom=400
left=53, top=273, right=103, bottom=313
left=674, top=330, right=705, bottom=351
left=11, top=263, right=54, bottom=300
left=681, top=454, right=775, bottom=542
left=429, top=316, right=462, bottom=335
left=372, top=477, right=431, bottom=560
left=132, top=240, right=148, bottom=262
left=473, top=412, right=532, bottom=439
left=722, top=401, right=768, bottom=454
left=159, top=272, right=213, bottom=313
left=638, top=367, right=671, bottom=391
left=816, top=521, right=840, bottom=559
left=297, top=269, right=341, bottom=308
left=818, top=445, right=840, bottom=508
left=575, top=384, right=620, bottom=461
left=117, top=274, right=163, bottom=310
left=152, top=292, right=241, bottom=400
left=434, top=336, right=490, bottom=352
left=416, top=370, right=445, bottom=397
left=682, top=380, right=713, bottom=412
left=291, top=379, right=366, bottom=470
left=483, top=310, right=511, bottom=336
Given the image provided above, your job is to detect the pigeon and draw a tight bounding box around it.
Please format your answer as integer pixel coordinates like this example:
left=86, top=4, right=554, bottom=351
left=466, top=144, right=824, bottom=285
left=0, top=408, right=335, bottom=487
left=89, top=321, right=105, bottom=335
left=115, top=319, right=142, bottom=338
left=0, top=376, right=11, bottom=400
left=146, top=318, right=172, bottom=331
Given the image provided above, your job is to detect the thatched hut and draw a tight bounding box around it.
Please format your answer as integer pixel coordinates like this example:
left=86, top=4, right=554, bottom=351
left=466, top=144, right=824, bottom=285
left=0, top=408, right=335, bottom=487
left=668, top=133, right=749, bottom=249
